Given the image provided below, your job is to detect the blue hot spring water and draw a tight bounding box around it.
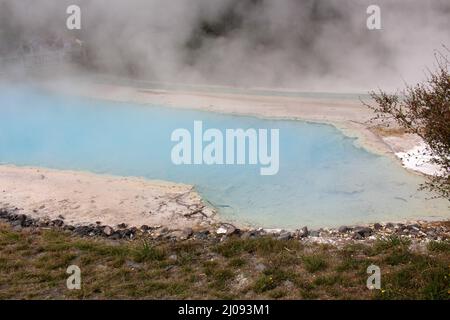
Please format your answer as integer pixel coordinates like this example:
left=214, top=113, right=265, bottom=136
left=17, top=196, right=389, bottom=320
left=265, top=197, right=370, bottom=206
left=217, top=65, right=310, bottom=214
left=0, top=86, right=448, bottom=228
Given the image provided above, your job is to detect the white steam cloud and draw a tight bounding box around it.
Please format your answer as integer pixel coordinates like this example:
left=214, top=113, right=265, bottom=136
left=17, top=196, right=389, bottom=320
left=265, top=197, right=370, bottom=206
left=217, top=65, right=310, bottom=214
left=0, top=0, right=449, bottom=92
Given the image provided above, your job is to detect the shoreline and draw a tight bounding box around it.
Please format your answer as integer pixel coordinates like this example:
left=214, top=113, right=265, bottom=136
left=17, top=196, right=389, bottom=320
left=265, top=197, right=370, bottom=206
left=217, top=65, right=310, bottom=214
left=1, top=164, right=448, bottom=239
left=1, top=205, right=448, bottom=246
left=0, top=164, right=217, bottom=231
left=37, top=79, right=436, bottom=175
left=1, top=79, right=447, bottom=232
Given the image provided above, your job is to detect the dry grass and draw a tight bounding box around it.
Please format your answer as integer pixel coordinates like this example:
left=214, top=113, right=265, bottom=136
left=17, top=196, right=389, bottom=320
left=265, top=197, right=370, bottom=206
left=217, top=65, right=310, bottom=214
left=0, top=222, right=448, bottom=300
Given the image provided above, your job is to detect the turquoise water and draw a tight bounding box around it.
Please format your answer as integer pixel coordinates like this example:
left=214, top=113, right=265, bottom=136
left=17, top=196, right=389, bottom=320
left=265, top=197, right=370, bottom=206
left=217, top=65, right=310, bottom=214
left=0, top=86, right=448, bottom=228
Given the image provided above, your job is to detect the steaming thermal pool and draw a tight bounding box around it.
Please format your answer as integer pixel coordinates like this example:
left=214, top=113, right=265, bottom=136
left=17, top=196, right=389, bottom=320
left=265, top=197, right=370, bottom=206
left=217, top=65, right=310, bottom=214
left=0, top=86, right=448, bottom=228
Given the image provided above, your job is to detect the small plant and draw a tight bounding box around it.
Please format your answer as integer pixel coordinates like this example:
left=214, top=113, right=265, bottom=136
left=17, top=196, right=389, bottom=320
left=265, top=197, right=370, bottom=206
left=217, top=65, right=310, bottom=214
left=228, top=257, right=246, bottom=267
left=203, top=261, right=234, bottom=290
left=427, top=240, right=450, bottom=253
left=373, top=235, right=411, bottom=254
left=364, top=49, right=450, bottom=200
left=133, top=240, right=166, bottom=262
left=302, top=254, right=328, bottom=273
left=215, top=236, right=301, bottom=258
left=383, top=248, right=413, bottom=266
left=253, top=275, right=276, bottom=293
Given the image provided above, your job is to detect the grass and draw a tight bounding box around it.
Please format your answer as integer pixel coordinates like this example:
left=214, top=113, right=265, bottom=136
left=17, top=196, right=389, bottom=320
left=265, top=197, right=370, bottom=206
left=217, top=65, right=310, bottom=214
left=427, top=240, right=450, bottom=253
left=133, top=240, right=166, bottom=262
left=302, top=254, right=328, bottom=273
left=0, top=222, right=448, bottom=299
left=214, top=236, right=302, bottom=258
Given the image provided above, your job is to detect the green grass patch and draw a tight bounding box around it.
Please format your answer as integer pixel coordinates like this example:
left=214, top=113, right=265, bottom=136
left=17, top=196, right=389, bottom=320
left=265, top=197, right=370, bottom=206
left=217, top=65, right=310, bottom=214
left=133, top=240, right=166, bottom=262
left=302, top=254, right=328, bottom=273
left=215, top=237, right=302, bottom=258
left=0, top=222, right=448, bottom=300
left=427, top=240, right=450, bottom=253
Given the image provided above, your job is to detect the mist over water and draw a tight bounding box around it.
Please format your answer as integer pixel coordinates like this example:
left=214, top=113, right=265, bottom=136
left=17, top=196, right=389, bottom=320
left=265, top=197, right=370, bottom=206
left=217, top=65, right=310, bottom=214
left=1, top=0, right=449, bottom=92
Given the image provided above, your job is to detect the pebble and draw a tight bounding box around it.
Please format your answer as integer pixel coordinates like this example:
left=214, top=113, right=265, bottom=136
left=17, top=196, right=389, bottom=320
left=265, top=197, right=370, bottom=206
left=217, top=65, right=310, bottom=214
left=103, top=226, right=114, bottom=236
left=216, top=227, right=227, bottom=235
left=169, top=254, right=178, bottom=261
left=0, top=208, right=448, bottom=245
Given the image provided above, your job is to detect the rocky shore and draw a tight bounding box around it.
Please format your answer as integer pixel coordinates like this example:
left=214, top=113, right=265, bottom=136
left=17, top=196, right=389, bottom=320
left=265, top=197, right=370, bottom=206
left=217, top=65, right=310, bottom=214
left=1, top=207, right=448, bottom=246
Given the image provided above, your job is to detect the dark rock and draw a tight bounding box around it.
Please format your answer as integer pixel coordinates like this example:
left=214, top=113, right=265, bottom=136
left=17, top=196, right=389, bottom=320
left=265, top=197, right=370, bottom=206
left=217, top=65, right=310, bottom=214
left=406, top=224, right=420, bottom=231
left=241, top=230, right=259, bottom=239
left=117, top=223, right=128, bottom=229
left=159, top=227, right=169, bottom=234
left=11, top=220, right=23, bottom=228
left=9, top=214, right=27, bottom=227
left=38, top=220, right=49, bottom=227
left=385, top=223, right=395, bottom=229
left=352, top=232, right=364, bottom=240
left=277, top=231, right=292, bottom=241
left=194, top=230, right=210, bottom=240
left=15, top=214, right=27, bottom=223
left=353, top=227, right=373, bottom=238
left=0, top=209, right=9, bottom=218
left=0, top=208, right=9, bottom=218
left=74, top=226, right=94, bottom=236
left=109, top=232, right=122, bottom=240
left=309, top=230, right=320, bottom=237
left=338, top=226, right=350, bottom=233
left=120, top=228, right=136, bottom=239
left=23, top=218, right=34, bottom=227
left=426, top=230, right=437, bottom=239
left=140, top=225, right=151, bottom=231
left=297, top=226, right=309, bottom=238
left=373, top=223, right=382, bottom=230
left=52, top=219, right=64, bottom=227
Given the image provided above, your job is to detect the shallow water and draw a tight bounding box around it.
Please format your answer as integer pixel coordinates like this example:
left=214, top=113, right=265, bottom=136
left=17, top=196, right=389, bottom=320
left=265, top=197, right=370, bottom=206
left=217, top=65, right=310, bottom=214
left=0, top=86, right=448, bottom=228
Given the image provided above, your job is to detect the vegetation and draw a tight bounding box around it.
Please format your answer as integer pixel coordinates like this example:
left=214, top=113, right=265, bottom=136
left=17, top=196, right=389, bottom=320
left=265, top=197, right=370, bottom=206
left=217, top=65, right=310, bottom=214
left=365, top=49, right=450, bottom=200
left=0, top=222, right=449, bottom=299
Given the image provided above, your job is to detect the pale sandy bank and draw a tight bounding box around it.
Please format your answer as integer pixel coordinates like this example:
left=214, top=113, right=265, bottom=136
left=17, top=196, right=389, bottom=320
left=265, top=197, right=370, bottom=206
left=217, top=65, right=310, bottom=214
left=0, top=165, right=216, bottom=229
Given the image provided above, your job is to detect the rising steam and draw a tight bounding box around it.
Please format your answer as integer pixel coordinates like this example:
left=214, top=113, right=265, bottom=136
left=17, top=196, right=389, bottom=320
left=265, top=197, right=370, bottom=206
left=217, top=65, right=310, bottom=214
left=0, top=0, right=449, bottom=92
